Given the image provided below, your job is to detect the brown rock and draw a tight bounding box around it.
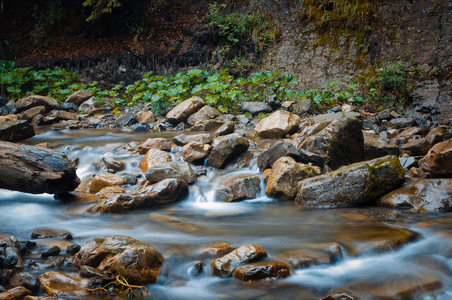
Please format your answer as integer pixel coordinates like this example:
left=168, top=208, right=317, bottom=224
left=145, top=161, right=196, bottom=184
left=216, top=174, right=261, bottom=202
left=65, top=91, right=92, bottom=106
left=212, top=244, right=267, bottom=277
left=206, top=134, right=250, bottom=169
left=137, top=138, right=172, bottom=154
left=182, top=141, right=211, bottom=164
left=187, top=106, right=220, bottom=126
left=173, top=133, right=213, bottom=146
left=89, top=173, right=125, bottom=193
left=139, top=148, right=172, bottom=172
left=31, top=228, right=73, bottom=239
left=0, top=286, right=31, bottom=300
left=400, top=138, right=431, bottom=155
left=363, top=133, right=400, bottom=160
left=43, top=110, right=79, bottom=124
left=0, top=115, right=18, bottom=123
left=233, top=261, right=291, bottom=281
left=424, top=127, right=446, bottom=145
left=189, top=119, right=225, bottom=132
left=39, top=271, right=86, bottom=297
left=420, top=139, right=452, bottom=177
left=0, top=120, right=35, bottom=142
left=97, top=185, right=126, bottom=200
left=20, top=106, right=46, bottom=121
left=102, top=157, right=126, bottom=173
left=202, top=242, right=232, bottom=256
left=255, top=110, right=300, bottom=138
left=136, top=110, right=155, bottom=124
left=166, top=96, right=204, bottom=124
left=9, top=272, right=40, bottom=291
left=15, top=95, right=59, bottom=113
left=75, top=235, right=164, bottom=285
left=214, top=122, right=235, bottom=137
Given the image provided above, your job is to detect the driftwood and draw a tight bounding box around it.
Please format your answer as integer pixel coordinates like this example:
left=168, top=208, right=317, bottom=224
left=0, top=141, right=80, bottom=194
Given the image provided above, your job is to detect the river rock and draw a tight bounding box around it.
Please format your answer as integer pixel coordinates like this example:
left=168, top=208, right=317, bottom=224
left=266, top=157, right=321, bottom=200
left=419, top=139, right=452, bottom=177
left=182, top=142, right=211, bottom=164
left=89, top=178, right=188, bottom=213
left=291, top=99, right=312, bottom=114
left=9, top=272, right=39, bottom=291
left=89, top=173, right=125, bottom=193
left=212, top=244, right=267, bottom=277
left=166, top=96, right=204, bottom=124
left=0, top=142, right=79, bottom=194
left=224, top=151, right=254, bottom=170
left=137, top=138, right=172, bottom=154
left=65, top=91, right=93, bottom=106
left=39, top=271, right=86, bottom=297
left=115, top=112, right=137, bottom=127
left=233, top=261, right=291, bottom=281
left=0, top=120, right=35, bottom=142
left=0, top=115, right=17, bottom=123
left=363, top=133, right=400, bottom=160
left=15, top=95, right=59, bottom=113
left=187, top=106, right=220, bottom=126
left=241, top=102, right=272, bottom=115
left=20, top=106, right=46, bottom=121
left=206, top=134, right=250, bottom=168
left=390, top=117, right=417, bottom=129
left=139, top=148, right=172, bottom=172
left=189, top=119, right=224, bottom=132
left=98, top=185, right=125, bottom=200
left=102, top=157, right=126, bottom=173
left=424, top=127, right=445, bottom=145
left=75, top=235, right=164, bottom=285
left=310, top=111, right=361, bottom=124
left=378, top=179, right=452, bottom=212
left=276, top=249, right=332, bottom=269
left=299, top=117, right=364, bottom=170
left=43, top=110, right=79, bottom=124
left=400, top=138, right=431, bottom=155
left=145, top=161, right=196, bottom=184
left=59, top=101, right=79, bottom=113
left=0, top=235, right=20, bottom=248
left=295, top=155, right=405, bottom=208
left=255, top=110, right=300, bottom=138
left=214, top=122, right=235, bottom=137
left=216, top=174, right=261, bottom=202
left=298, top=149, right=325, bottom=167
left=136, top=110, right=155, bottom=124
left=31, top=228, right=73, bottom=240
left=0, top=286, right=31, bottom=300
left=173, top=133, right=213, bottom=146
left=257, top=141, right=301, bottom=171
left=201, top=242, right=232, bottom=256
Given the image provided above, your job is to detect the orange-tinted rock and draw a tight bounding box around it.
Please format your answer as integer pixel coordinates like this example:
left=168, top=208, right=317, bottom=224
left=233, top=261, right=291, bottom=281
left=89, top=173, right=125, bottom=193
left=139, top=148, right=172, bottom=172
left=212, top=244, right=267, bottom=277
left=420, top=139, right=452, bottom=177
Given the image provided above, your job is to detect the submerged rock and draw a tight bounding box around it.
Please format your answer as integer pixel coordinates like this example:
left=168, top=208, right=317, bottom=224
left=233, top=261, right=291, bottom=281
left=378, top=179, right=452, bottom=212
left=255, top=110, right=300, bottom=138
left=0, top=142, right=80, bottom=194
left=295, top=155, right=405, bottom=208
left=75, top=235, right=164, bottom=285
left=212, top=244, right=267, bottom=277
left=39, top=271, right=87, bottom=297
left=216, top=174, right=261, bottom=202
left=206, top=134, right=250, bottom=169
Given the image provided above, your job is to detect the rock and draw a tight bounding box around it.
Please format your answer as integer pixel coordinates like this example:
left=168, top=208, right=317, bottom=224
left=299, top=117, right=364, bottom=170
left=137, top=138, right=172, bottom=154
left=10, top=272, right=39, bottom=291
left=310, top=112, right=361, bottom=124
left=0, top=286, right=31, bottom=300
left=240, top=102, right=272, bottom=115
left=189, top=261, right=204, bottom=277
left=115, top=112, right=137, bottom=127
left=89, top=173, right=125, bottom=193
left=378, top=179, right=452, bottom=212
left=419, top=139, right=452, bottom=177
left=206, top=134, right=250, bottom=169
left=0, top=115, right=18, bottom=123
left=400, top=138, right=431, bottom=155
left=145, top=161, right=196, bottom=184
left=255, top=110, right=300, bottom=138
left=0, top=142, right=80, bottom=194
left=67, top=244, right=81, bottom=255
left=213, top=122, right=235, bottom=137
left=189, top=119, right=224, bottom=132
left=399, top=156, right=418, bottom=169
left=102, top=157, right=126, bottom=173
left=139, top=148, right=172, bottom=172
left=39, top=271, right=86, bottom=297
left=131, top=122, right=150, bottom=132
left=187, top=106, right=220, bottom=126
left=15, top=95, right=59, bottom=113
left=223, top=151, right=254, bottom=170
left=363, top=133, right=400, bottom=160
left=406, top=167, right=427, bottom=180
left=135, top=110, right=155, bottom=124
left=0, top=120, right=35, bottom=142
left=275, top=249, right=332, bottom=269
left=390, top=118, right=417, bottom=129
left=298, top=149, right=325, bottom=167
left=31, top=229, right=73, bottom=240
left=212, top=244, right=267, bottom=277
left=80, top=265, right=106, bottom=278
left=173, top=133, right=213, bottom=146
left=0, top=235, right=20, bottom=248
left=98, top=186, right=125, bottom=200
left=295, top=155, right=405, bottom=208
left=233, top=261, right=291, bottom=281
left=20, top=106, right=46, bottom=121
left=59, top=102, right=78, bottom=113
left=201, top=242, right=232, bottom=255
left=43, top=110, right=79, bottom=124
left=424, top=127, right=445, bottom=145
left=166, top=96, right=204, bottom=124
left=266, top=157, right=321, bottom=200
left=216, top=174, right=261, bottom=202
left=182, top=142, right=211, bottom=164
left=41, top=245, right=61, bottom=258
left=75, top=235, right=164, bottom=285
left=291, top=99, right=312, bottom=114
left=257, top=141, right=301, bottom=171
left=89, top=178, right=188, bottom=213
left=65, top=91, right=92, bottom=106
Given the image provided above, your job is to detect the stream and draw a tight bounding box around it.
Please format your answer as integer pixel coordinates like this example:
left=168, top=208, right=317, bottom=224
left=1, top=127, right=452, bottom=299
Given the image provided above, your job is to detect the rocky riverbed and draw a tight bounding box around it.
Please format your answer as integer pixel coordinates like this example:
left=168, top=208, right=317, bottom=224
left=0, top=92, right=452, bottom=299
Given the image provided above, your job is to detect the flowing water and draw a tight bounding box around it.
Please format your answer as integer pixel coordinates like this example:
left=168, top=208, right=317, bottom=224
left=1, top=128, right=452, bottom=299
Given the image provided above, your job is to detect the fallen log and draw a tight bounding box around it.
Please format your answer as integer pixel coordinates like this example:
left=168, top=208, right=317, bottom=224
left=0, top=141, right=80, bottom=194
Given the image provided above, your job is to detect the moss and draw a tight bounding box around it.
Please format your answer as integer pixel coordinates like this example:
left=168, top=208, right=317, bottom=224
left=94, top=238, right=106, bottom=244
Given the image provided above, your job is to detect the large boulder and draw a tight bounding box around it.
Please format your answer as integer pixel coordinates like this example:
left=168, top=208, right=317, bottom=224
left=75, top=235, right=164, bottom=285
left=15, top=95, right=59, bottom=113
left=232, top=261, right=291, bottom=281
left=0, top=142, right=80, bottom=194
left=206, top=134, right=250, bottom=168
left=266, top=157, right=321, bottom=200
left=0, top=120, right=35, bottom=142
left=241, top=102, right=272, bottom=115
left=212, top=244, right=267, bottom=277
left=139, top=148, right=172, bottom=172
left=216, top=174, right=261, bottom=202
left=255, top=110, right=300, bottom=138
left=295, top=155, right=405, bottom=208
left=257, top=141, right=301, bottom=171
left=299, top=117, right=364, bottom=170
left=166, top=96, right=204, bottom=124
left=145, top=161, right=196, bottom=184
left=187, top=106, right=220, bottom=126
left=378, top=179, right=452, bottom=212
left=419, top=139, right=452, bottom=177
left=88, top=178, right=189, bottom=213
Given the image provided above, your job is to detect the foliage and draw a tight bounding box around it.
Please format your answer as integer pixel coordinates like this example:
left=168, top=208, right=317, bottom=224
left=83, top=0, right=122, bottom=22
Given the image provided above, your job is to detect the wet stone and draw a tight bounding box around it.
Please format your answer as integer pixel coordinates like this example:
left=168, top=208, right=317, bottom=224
left=66, top=244, right=81, bottom=255
left=10, top=272, right=40, bottom=291
left=232, top=261, right=291, bottom=281
left=41, top=246, right=61, bottom=258
left=212, top=244, right=267, bottom=277
left=216, top=174, right=261, bottom=202
left=39, top=271, right=87, bottom=297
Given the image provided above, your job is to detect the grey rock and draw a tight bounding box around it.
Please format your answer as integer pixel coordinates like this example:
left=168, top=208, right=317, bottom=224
left=241, top=102, right=272, bottom=115
left=146, top=161, right=196, bottom=184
